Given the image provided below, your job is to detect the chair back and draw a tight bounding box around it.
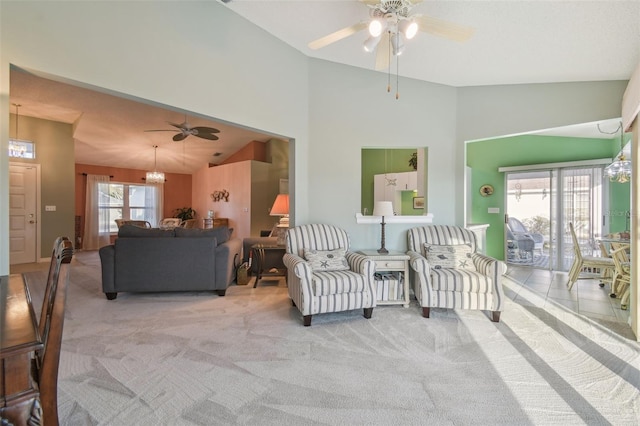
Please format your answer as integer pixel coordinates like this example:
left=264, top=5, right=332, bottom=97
left=568, top=222, right=584, bottom=262
left=37, top=236, right=74, bottom=426
left=285, top=224, right=351, bottom=257
left=182, top=219, right=198, bottom=229
left=407, top=225, right=477, bottom=256
left=159, top=218, right=182, bottom=229
left=507, top=217, right=528, bottom=234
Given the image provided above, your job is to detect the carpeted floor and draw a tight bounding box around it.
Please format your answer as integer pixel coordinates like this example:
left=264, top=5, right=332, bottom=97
left=22, top=250, right=640, bottom=425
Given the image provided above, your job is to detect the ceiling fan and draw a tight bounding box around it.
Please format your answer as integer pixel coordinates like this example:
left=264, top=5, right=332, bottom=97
left=145, top=117, right=221, bottom=142
left=308, top=0, right=474, bottom=71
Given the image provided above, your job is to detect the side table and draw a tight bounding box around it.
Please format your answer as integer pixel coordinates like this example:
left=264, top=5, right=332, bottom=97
left=359, top=250, right=410, bottom=308
left=251, top=244, right=287, bottom=288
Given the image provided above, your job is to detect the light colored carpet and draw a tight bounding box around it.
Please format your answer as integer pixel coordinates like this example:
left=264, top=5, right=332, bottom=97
left=23, top=250, right=640, bottom=425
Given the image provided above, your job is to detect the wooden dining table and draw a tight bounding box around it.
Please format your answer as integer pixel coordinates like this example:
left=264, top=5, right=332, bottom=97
left=1, top=274, right=43, bottom=425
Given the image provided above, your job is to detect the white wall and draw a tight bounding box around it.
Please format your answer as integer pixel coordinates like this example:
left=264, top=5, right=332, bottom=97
left=0, top=1, right=309, bottom=274
left=0, top=1, right=629, bottom=275
left=308, top=59, right=458, bottom=251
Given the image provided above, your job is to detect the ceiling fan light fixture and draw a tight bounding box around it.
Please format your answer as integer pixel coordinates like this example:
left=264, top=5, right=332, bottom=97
left=391, top=33, right=405, bottom=55
left=368, top=19, right=384, bottom=37
left=363, top=35, right=381, bottom=52
left=399, top=19, right=418, bottom=40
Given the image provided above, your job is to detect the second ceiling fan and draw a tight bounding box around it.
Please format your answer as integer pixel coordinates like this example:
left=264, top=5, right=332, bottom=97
left=145, top=117, right=221, bottom=142
left=308, top=0, right=474, bottom=71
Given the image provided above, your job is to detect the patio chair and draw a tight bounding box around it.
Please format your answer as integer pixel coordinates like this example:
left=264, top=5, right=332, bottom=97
left=507, top=217, right=544, bottom=255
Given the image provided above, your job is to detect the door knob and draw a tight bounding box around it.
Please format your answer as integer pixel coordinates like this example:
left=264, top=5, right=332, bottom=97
left=29, top=220, right=36, bottom=224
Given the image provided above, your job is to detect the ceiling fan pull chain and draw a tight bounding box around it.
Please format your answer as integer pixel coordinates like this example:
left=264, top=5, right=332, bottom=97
left=387, top=30, right=392, bottom=93
left=396, top=54, right=400, bottom=100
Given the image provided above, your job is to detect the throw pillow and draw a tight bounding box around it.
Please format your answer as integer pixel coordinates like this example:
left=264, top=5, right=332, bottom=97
left=424, top=243, right=476, bottom=271
left=304, top=248, right=349, bottom=272
left=118, top=225, right=173, bottom=238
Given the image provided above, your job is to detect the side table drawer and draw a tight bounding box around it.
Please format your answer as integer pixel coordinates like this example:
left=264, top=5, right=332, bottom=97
left=374, top=260, right=405, bottom=270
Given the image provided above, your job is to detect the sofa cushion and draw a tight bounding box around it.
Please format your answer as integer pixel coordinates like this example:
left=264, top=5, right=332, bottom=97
left=175, top=226, right=230, bottom=243
left=424, top=243, right=476, bottom=271
left=304, top=248, right=349, bottom=271
left=118, top=225, right=174, bottom=238
left=312, top=270, right=367, bottom=296
left=430, top=268, right=493, bottom=293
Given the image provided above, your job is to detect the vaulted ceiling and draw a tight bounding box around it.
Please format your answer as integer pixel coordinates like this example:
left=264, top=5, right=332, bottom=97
left=9, top=1, right=638, bottom=173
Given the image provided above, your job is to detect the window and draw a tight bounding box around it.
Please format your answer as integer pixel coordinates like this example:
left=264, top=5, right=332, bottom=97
left=98, top=183, right=160, bottom=232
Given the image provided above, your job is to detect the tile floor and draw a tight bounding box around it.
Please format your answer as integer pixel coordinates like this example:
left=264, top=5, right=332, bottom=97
left=505, top=264, right=630, bottom=324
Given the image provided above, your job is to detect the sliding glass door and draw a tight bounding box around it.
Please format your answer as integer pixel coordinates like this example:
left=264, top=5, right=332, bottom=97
left=505, top=171, right=552, bottom=268
left=505, top=166, right=606, bottom=271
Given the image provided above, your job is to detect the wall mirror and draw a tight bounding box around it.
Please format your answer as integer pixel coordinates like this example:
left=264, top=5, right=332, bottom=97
left=361, top=147, right=428, bottom=217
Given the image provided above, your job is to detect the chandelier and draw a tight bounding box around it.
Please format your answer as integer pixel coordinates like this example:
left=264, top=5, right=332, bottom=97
left=9, top=103, right=33, bottom=158
left=146, top=145, right=165, bottom=184
left=602, top=121, right=632, bottom=184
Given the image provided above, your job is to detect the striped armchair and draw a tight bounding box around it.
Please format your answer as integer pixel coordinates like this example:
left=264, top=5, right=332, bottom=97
left=283, top=224, right=376, bottom=326
left=407, top=225, right=506, bottom=322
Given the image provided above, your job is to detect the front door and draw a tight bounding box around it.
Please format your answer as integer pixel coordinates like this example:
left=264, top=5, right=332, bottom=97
left=9, top=163, right=38, bottom=264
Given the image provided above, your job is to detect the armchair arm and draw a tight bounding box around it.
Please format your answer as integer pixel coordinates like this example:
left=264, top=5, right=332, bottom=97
left=345, top=251, right=375, bottom=277
left=283, top=253, right=314, bottom=315
left=471, top=253, right=506, bottom=311
left=471, top=253, right=507, bottom=276
left=407, top=250, right=431, bottom=305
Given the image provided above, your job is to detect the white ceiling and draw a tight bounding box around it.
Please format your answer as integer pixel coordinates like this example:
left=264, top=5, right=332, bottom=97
left=9, top=1, right=638, bottom=172
left=224, top=0, right=640, bottom=87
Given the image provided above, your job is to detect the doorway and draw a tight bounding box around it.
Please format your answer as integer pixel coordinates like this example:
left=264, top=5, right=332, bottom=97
left=9, top=162, right=39, bottom=264
left=505, top=165, right=606, bottom=271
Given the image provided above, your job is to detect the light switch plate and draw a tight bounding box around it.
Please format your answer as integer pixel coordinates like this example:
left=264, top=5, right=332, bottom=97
left=45, top=205, right=56, bottom=211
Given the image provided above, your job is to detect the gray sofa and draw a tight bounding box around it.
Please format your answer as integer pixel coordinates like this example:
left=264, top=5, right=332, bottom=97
left=99, top=225, right=241, bottom=300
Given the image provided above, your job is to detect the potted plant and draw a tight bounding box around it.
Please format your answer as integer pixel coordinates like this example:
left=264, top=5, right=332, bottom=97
left=174, top=207, right=196, bottom=221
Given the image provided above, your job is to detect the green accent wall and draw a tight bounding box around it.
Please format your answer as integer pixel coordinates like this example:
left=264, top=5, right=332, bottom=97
left=361, top=148, right=420, bottom=216
left=467, top=134, right=628, bottom=259
left=10, top=114, right=75, bottom=259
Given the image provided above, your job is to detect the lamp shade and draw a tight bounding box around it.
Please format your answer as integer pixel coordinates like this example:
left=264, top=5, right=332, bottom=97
left=373, top=201, right=394, bottom=217
left=270, top=194, right=289, bottom=216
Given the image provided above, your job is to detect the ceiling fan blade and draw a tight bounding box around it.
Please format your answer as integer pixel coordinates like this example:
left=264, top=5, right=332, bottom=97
left=308, top=22, right=367, bottom=50
left=168, top=121, right=189, bottom=130
left=374, top=33, right=390, bottom=71
left=144, top=129, right=178, bottom=133
left=192, top=126, right=220, bottom=134
left=173, top=133, right=188, bottom=142
left=195, top=133, right=219, bottom=141
left=416, top=15, right=475, bottom=42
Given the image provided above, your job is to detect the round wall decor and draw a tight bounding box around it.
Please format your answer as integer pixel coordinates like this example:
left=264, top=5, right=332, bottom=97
left=480, top=184, right=494, bottom=197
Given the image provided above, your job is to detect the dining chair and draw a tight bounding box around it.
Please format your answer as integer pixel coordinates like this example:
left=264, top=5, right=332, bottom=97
left=567, top=222, right=615, bottom=291
left=158, top=218, right=183, bottom=229
left=610, top=244, right=631, bottom=310
left=36, top=236, right=74, bottom=426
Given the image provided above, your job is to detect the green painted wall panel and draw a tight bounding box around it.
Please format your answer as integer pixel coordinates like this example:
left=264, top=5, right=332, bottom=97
left=467, top=134, right=628, bottom=259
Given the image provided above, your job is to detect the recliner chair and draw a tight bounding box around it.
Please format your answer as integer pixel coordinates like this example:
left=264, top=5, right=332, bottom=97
left=407, top=225, right=506, bottom=322
left=283, top=224, right=376, bottom=326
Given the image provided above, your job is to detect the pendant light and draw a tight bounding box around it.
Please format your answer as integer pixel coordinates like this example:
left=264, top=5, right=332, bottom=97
left=146, top=145, right=165, bottom=184
left=602, top=121, right=632, bottom=184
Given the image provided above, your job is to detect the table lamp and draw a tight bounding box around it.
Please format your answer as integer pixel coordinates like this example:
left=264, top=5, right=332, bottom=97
left=373, top=201, right=394, bottom=254
left=269, top=194, right=289, bottom=245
